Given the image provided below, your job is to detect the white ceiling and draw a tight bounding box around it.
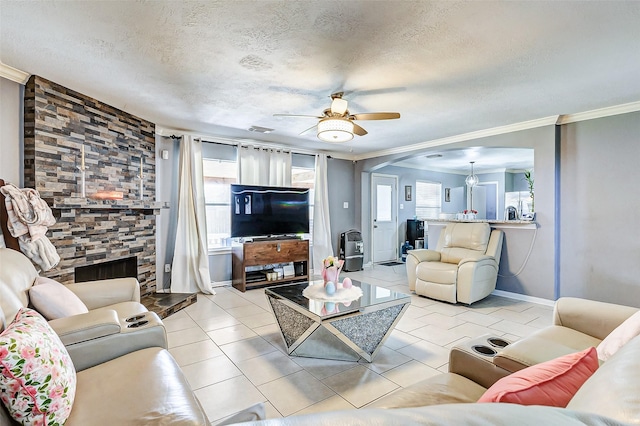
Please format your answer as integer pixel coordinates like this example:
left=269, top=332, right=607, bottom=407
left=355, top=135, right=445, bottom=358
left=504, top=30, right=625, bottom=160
left=1, top=1, right=640, bottom=166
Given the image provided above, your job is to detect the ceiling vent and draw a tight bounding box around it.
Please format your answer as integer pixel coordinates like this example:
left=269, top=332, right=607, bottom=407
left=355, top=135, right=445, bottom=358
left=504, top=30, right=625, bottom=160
left=426, top=154, right=443, bottom=158
left=248, top=125, right=274, bottom=133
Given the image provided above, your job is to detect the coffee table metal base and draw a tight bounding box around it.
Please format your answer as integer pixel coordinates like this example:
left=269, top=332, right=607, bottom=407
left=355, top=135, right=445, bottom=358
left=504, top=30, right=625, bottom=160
left=267, top=294, right=409, bottom=362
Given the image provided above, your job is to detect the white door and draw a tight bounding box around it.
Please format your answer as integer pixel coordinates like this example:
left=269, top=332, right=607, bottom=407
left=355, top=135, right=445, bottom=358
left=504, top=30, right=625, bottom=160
left=467, top=185, right=486, bottom=217
left=478, top=182, right=498, bottom=220
left=371, top=174, right=398, bottom=263
left=449, top=187, right=466, bottom=213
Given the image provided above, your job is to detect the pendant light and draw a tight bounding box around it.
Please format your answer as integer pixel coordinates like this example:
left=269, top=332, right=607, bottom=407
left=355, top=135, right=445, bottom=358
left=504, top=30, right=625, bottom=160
left=465, top=161, right=479, bottom=187
left=465, top=161, right=479, bottom=213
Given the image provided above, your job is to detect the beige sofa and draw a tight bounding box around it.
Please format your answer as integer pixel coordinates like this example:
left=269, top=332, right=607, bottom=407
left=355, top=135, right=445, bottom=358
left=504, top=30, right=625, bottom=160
left=406, top=223, right=503, bottom=304
left=494, top=297, right=638, bottom=373
left=238, top=297, right=640, bottom=425
left=0, top=247, right=210, bottom=425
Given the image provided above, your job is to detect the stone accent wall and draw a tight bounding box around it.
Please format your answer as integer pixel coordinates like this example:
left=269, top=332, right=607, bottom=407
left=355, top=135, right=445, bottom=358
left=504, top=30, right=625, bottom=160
left=24, top=75, right=155, bottom=202
left=23, top=75, right=159, bottom=295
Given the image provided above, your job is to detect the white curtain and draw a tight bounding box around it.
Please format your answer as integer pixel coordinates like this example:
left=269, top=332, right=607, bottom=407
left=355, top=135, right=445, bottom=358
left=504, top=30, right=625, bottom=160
left=312, top=154, right=333, bottom=273
left=238, top=145, right=291, bottom=186
left=269, top=149, right=292, bottom=186
left=171, top=135, right=214, bottom=295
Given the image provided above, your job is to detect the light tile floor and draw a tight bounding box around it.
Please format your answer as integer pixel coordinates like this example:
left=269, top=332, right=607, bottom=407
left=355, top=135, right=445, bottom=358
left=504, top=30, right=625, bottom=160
left=165, top=264, right=553, bottom=424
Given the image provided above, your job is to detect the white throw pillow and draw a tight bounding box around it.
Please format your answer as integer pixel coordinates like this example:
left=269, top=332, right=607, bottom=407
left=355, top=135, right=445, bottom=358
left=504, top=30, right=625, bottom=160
left=29, top=276, right=89, bottom=320
left=596, top=310, right=640, bottom=361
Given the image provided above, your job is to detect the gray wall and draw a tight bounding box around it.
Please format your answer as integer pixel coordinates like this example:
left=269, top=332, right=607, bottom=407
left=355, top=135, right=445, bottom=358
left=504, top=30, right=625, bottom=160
left=155, top=135, right=180, bottom=290
left=0, top=77, right=23, bottom=185
left=560, top=111, right=640, bottom=305
left=506, top=171, right=531, bottom=192
left=327, top=157, right=358, bottom=253
left=356, top=125, right=557, bottom=300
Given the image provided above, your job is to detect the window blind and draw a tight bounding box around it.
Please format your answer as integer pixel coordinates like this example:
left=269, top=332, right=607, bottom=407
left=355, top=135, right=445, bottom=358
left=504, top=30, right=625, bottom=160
left=416, top=180, right=442, bottom=219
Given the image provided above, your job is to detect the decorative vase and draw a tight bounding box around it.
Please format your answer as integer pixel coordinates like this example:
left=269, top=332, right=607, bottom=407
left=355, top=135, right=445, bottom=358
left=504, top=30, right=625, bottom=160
left=322, top=266, right=341, bottom=286
left=321, top=256, right=344, bottom=287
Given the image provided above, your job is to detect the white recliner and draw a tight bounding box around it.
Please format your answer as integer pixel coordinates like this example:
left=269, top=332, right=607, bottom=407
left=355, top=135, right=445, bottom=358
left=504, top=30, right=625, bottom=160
left=406, top=222, right=503, bottom=305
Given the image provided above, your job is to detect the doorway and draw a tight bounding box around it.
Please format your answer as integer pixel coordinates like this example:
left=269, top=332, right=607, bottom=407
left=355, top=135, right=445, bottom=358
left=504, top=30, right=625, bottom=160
left=371, top=174, right=398, bottom=263
left=478, top=181, right=499, bottom=220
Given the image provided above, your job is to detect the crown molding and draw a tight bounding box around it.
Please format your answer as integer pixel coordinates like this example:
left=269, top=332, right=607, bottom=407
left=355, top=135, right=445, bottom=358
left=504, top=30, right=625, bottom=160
left=556, top=101, right=640, bottom=125
left=354, top=116, right=559, bottom=161
left=0, top=63, right=30, bottom=84
left=155, top=125, right=355, bottom=160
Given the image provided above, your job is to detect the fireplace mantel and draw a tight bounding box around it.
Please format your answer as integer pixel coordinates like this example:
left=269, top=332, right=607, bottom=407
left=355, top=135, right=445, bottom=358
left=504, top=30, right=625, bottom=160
left=52, top=198, right=169, bottom=211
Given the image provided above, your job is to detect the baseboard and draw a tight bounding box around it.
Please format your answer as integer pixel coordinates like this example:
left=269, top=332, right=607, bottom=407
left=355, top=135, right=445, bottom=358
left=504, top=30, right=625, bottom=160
left=158, top=280, right=233, bottom=291
left=491, top=289, right=555, bottom=307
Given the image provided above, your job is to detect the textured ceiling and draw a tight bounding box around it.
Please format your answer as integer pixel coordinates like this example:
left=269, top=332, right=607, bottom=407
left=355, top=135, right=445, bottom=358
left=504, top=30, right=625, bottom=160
left=1, top=1, right=640, bottom=163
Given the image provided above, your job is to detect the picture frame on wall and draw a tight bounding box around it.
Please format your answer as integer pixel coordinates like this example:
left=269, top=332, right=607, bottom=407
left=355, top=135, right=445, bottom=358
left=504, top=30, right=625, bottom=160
left=405, top=185, right=412, bottom=201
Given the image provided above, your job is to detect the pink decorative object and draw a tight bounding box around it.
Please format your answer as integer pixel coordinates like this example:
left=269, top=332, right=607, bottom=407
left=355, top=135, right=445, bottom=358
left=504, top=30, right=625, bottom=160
left=321, top=255, right=344, bottom=287
left=478, top=347, right=599, bottom=407
left=342, top=277, right=353, bottom=289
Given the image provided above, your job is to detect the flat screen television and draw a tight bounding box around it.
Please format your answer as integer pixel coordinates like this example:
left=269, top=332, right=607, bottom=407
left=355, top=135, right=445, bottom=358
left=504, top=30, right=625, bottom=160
left=230, top=184, right=310, bottom=238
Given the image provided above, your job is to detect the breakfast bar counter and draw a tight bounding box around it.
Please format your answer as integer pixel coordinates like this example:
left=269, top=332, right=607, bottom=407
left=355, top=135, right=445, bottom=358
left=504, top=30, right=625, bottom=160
left=424, top=219, right=536, bottom=250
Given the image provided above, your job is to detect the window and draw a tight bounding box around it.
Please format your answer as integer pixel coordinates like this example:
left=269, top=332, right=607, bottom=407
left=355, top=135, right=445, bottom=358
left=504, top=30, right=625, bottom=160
left=415, top=180, right=442, bottom=219
left=202, top=152, right=315, bottom=249
left=291, top=166, right=315, bottom=241
left=203, top=158, right=236, bottom=248
left=376, top=184, right=393, bottom=221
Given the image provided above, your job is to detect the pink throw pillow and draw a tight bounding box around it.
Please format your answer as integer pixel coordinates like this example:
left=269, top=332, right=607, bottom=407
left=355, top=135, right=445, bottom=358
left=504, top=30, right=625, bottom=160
left=29, top=276, right=89, bottom=320
left=0, top=308, right=77, bottom=424
left=478, top=347, right=599, bottom=407
left=597, top=310, right=640, bottom=361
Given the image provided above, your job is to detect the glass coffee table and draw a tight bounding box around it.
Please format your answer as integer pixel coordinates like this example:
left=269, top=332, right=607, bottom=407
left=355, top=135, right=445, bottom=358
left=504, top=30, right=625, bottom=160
left=265, top=280, right=410, bottom=362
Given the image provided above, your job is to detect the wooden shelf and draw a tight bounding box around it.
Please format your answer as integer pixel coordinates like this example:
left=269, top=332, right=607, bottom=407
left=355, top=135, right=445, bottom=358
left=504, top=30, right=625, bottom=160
left=232, top=239, right=309, bottom=292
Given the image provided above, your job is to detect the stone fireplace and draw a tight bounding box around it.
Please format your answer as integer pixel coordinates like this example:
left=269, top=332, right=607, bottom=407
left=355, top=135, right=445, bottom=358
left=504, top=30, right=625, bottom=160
left=22, top=75, right=195, bottom=316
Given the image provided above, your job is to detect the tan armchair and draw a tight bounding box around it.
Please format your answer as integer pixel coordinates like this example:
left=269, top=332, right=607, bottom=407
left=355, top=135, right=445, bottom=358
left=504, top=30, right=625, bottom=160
left=0, top=247, right=167, bottom=370
left=406, top=223, right=503, bottom=304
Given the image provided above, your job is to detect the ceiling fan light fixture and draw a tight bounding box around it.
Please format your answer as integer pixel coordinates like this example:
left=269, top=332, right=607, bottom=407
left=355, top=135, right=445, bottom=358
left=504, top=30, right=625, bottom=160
left=317, top=117, right=354, bottom=143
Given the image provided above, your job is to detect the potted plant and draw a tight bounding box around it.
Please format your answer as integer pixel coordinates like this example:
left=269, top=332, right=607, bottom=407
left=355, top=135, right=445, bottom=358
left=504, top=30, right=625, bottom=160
left=523, top=170, right=534, bottom=212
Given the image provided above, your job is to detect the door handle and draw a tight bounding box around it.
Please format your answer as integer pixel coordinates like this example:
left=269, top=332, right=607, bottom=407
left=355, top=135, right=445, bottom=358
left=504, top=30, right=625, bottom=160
left=374, top=225, right=378, bottom=228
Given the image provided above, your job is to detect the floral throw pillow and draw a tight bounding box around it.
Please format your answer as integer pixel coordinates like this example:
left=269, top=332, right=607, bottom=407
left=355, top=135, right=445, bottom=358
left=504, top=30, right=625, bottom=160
left=0, top=308, right=76, bottom=425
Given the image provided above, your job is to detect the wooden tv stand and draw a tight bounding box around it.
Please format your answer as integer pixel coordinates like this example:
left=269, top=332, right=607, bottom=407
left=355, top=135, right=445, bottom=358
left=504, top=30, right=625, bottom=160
left=232, top=239, right=310, bottom=292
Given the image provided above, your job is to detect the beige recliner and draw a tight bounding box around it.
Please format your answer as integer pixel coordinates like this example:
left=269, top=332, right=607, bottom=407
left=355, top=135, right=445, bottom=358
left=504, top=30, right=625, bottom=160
left=406, top=222, right=503, bottom=305
left=0, top=247, right=167, bottom=370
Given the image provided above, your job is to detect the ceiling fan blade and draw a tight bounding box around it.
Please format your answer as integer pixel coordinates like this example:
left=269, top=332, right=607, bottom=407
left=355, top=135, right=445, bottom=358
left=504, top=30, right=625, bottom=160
left=330, top=98, right=348, bottom=115
left=352, top=123, right=368, bottom=136
left=351, top=112, right=400, bottom=121
left=273, top=113, right=323, bottom=119
left=347, top=87, right=407, bottom=97
left=298, top=124, right=318, bottom=136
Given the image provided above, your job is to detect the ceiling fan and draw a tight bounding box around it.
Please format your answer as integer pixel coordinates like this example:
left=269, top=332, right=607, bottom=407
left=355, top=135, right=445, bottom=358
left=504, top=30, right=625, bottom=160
left=274, top=92, right=400, bottom=143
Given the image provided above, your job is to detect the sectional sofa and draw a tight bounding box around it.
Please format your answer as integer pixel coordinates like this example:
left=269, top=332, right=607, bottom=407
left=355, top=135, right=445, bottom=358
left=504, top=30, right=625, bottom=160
left=237, top=297, right=640, bottom=425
